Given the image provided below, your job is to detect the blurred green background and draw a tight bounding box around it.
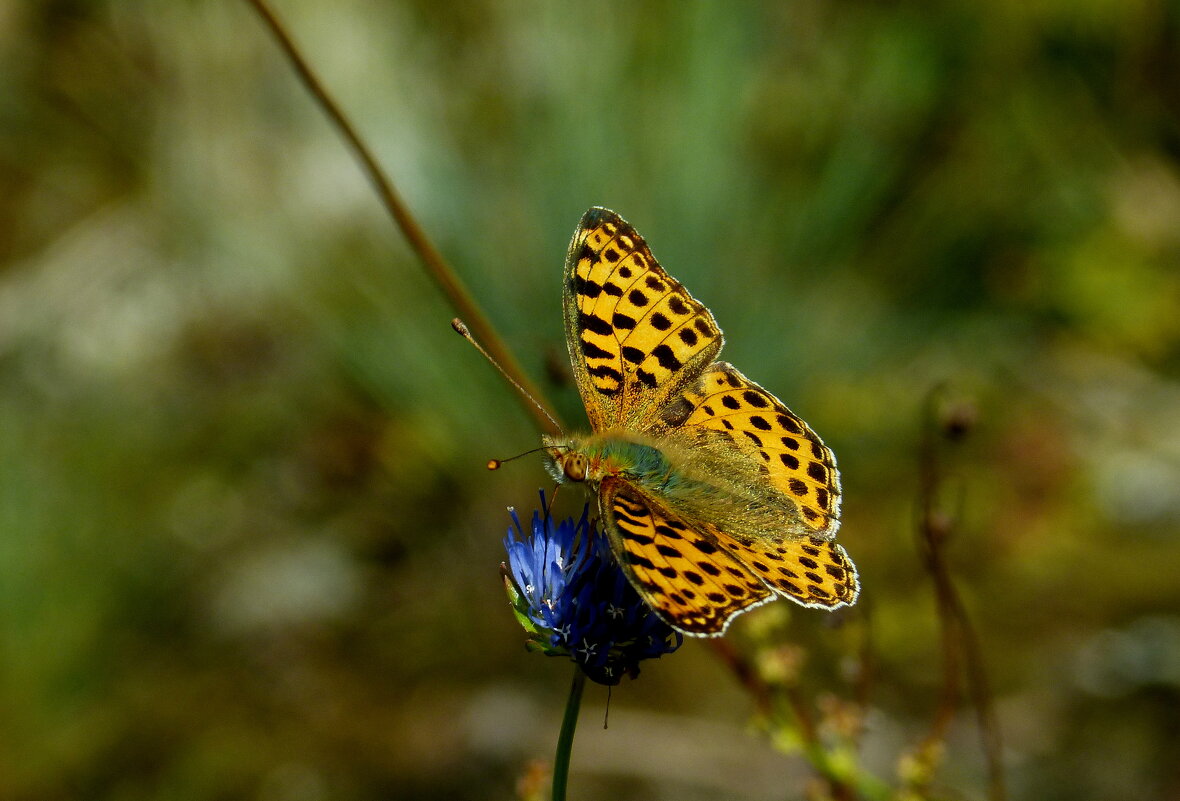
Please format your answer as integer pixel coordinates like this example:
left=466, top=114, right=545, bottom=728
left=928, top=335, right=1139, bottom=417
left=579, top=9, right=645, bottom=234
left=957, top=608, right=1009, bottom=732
left=3, top=1, right=1180, bottom=799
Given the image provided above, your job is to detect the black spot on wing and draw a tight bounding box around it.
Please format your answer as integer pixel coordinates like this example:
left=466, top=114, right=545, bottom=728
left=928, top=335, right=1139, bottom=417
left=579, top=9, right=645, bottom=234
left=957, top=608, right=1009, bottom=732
left=576, top=277, right=602, bottom=298
left=651, top=344, right=681, bottom=370
left=778, top=414, right=802, bottom=434
left=580, top=313, right=612, bottom=336
left=621, top=346, right=645, bottom=364
left=588, top=364, right=623, bottom=383
left=580, top=339, right=612, bottom=359
left=743, top=390, right=768, bottom=408
left=629, top=553, right=655, bottom=569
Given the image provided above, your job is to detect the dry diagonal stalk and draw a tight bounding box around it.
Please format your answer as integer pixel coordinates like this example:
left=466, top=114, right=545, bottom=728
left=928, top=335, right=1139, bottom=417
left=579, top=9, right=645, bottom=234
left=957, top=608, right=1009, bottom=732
left=243, top=0, right=561, bottom=436
left=915, top=385, right=1006, bottom=801
left=707, top=639, right=869, bottom=801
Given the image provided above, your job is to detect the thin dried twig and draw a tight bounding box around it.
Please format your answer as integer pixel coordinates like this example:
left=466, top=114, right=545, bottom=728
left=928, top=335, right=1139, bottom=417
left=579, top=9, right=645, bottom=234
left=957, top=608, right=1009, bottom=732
left=915, top=385, right=1006, bottom=801
left=243, top=0, right=561, bottom=436
left=707, top=638, right=775, bottom=718
left=708, top=639, right=859, bottom=801
left=851, top=601, right=876, bottom=737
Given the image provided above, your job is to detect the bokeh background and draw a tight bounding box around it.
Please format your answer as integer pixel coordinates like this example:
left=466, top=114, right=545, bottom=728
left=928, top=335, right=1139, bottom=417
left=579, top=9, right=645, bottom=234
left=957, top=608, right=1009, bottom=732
left=3, top=1, right=1180, bottom=799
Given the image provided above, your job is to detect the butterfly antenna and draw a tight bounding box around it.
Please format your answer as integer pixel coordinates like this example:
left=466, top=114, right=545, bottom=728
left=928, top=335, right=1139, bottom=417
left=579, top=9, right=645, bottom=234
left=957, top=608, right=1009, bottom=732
left=486, top=446, right=550, bottom=471
left=452, top=318, right=563, bottom=434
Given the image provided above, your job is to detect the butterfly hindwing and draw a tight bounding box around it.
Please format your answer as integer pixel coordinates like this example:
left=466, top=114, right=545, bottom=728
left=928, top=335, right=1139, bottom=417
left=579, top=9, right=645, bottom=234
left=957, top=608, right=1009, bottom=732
left=563, top=207, right=723, bottom=431
left=679, top=361, right=842, bottom=537
left=599, top=476, right=773, bottom=636
left=709, top=528, right=859, bottom=608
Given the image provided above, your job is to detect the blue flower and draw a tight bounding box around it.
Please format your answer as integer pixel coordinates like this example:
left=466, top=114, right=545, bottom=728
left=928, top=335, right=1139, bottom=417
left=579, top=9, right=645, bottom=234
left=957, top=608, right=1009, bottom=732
left=502, top=491, right=683, bottom=685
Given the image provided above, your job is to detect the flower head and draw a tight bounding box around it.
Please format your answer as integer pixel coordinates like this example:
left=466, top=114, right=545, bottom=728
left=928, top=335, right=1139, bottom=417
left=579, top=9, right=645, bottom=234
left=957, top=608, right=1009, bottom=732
left=503, top=491, right=682, bottom=684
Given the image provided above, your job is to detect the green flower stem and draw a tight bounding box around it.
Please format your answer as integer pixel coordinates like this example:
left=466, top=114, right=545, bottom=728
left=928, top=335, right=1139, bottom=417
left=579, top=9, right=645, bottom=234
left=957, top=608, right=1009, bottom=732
left=552, top=667, right=586, bottom=801
left=800, top=741, right=893, bottom=801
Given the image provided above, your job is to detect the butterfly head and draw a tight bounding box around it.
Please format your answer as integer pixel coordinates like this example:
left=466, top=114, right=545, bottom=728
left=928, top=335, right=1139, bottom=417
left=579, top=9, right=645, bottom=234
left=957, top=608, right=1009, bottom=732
left=541, top=434, right=589, bottom=484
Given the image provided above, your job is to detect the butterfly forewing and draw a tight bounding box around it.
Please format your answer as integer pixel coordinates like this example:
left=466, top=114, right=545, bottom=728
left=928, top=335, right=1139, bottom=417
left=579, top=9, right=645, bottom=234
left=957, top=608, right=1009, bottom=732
left=563, top=207, right=723, bottom=431
left=679, top=362, right=842, bottom=537
left=600, top=477, right=774, bottom=635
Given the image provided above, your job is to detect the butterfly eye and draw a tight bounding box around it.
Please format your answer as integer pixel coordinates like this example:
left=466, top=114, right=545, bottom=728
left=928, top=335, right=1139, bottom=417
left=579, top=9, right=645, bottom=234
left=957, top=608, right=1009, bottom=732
left=563, top=453, right=587, bottom=482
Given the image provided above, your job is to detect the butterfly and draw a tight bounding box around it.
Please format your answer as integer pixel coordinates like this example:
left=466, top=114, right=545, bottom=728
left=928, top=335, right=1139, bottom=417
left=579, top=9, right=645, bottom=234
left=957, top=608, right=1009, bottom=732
left=543, top=207, right=858, bottom=636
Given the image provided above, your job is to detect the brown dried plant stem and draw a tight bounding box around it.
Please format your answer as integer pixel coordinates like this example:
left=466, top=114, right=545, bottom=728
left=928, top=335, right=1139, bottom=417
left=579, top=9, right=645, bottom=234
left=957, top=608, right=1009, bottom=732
left=852, top=601, right=876, bottom=717
left=708, top=639, right=859, bottom=801
left=916, top=387, right=1006, bottom=801
left=243, top=0, right=560, bottom=436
